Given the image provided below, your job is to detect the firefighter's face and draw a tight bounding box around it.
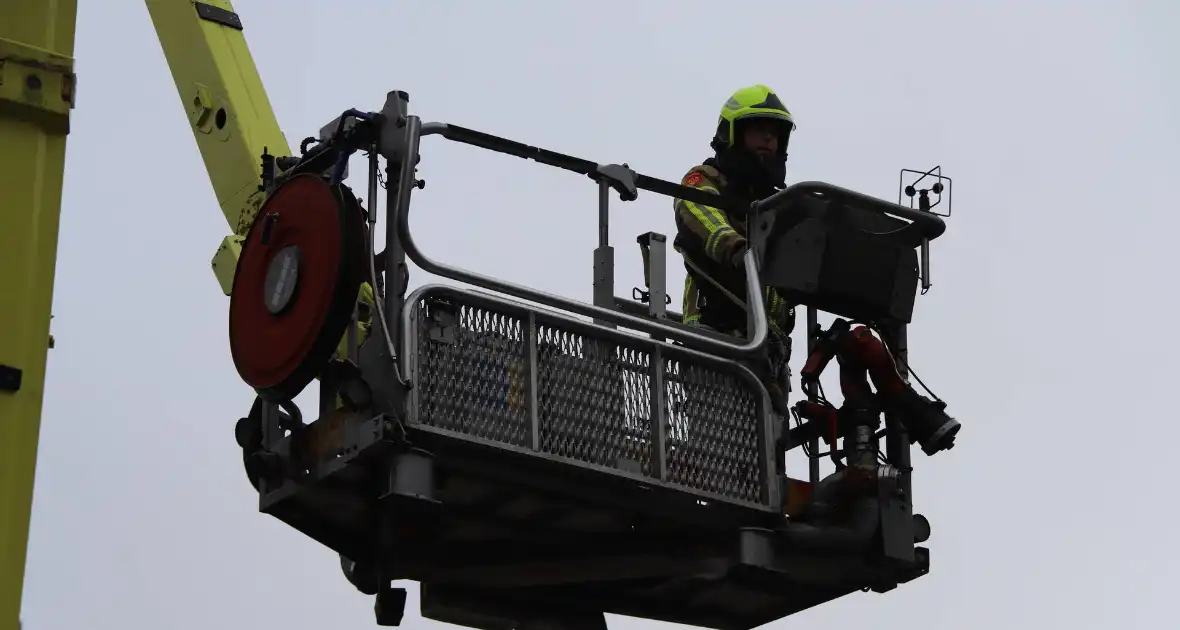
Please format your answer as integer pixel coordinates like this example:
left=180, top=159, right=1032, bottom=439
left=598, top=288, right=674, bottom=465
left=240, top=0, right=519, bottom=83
left=739, top=118, right=780, bottom=161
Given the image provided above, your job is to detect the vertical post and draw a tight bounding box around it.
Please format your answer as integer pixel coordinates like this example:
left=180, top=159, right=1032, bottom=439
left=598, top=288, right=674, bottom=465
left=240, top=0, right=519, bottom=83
left=877, top=322, right=916, bottom=567
left=374, top=90, right=410, bottom=368
left=255, top=401, right=284, bottom=499
left=919, top=191, right=932, bottom=292
left=592, top=180, right=615, bottom=329
left=649, top=347, right=668, bottom=482
left=0, top=4, right=78, bottom=628
left=885, top=324, right=913, bottom=500
left=598, top=180, right=610, bottom=250
left=526, top=312, right=540, bottom=452
left=259, top=402, right=282, bottom=448
left=392, top=116, right=426, bottom=385
left=744, top=205, right=765, bottom=342
left=805, top=307, right=821, bottom=484
left=383, top=162, right=408, bottom=360
left=645, top=234, right=668, bottom=478
left=646, top=234, right=667, bottom=321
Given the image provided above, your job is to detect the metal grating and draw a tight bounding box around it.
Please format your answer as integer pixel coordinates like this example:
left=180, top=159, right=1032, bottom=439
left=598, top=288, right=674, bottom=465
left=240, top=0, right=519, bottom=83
left=412, top=300, right=532, bottom=448
left=411, top=291, right=766, bottom=505
left=665, top=360, right=761, bottom=502
left=535, top=327, right=654, bottom=476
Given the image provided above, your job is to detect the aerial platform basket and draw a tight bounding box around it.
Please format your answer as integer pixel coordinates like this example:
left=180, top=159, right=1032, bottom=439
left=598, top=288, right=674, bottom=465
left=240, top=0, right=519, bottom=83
left=227, top=91, right=953, bottom=630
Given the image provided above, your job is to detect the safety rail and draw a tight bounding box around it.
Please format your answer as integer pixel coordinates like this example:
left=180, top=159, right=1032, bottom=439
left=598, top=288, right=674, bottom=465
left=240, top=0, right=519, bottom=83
left=400, top=283, right=780, bottom=511
left=753, top=180, right=947, bottom=243
left=388, top=113, right=769, bottom=360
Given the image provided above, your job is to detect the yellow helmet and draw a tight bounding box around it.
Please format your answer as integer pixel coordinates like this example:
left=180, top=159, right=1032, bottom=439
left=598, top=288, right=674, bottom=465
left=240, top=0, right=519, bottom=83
left=712, top=84, right=796, bottom=154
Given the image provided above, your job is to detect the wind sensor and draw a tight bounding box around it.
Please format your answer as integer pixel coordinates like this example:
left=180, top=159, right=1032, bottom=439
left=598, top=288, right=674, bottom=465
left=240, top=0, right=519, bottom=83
left=899, top=166, right=953, bottom=293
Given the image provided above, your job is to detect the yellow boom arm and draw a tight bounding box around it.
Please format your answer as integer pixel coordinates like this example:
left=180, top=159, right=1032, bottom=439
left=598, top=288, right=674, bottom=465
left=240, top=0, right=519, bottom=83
left=145, top=0, right=292, bottom=293
left=0, top=3, right=78, bottom=629
left=2, top=2, right=288, bottom=627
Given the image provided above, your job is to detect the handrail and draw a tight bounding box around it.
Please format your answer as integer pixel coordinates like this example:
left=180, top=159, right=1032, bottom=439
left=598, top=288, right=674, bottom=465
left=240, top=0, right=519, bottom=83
left=400, top=283, right=770, bottom=398
left=753, top=180, right=948, bottom=241
left=400, top=282, right=780, bottom=511
left=418, top=122, right=752, bottom=215
left=391, top=116, right=769, bottom=359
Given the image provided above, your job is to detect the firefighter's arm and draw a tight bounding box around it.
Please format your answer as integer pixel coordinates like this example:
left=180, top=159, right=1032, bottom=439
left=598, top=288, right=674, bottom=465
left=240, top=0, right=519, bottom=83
left=674, top=169, right=747, bottom=265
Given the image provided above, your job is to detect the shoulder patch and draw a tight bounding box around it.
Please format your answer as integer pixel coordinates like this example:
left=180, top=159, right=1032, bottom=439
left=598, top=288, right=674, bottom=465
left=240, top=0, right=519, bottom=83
left=697, top=164, right=722, bottom=179
left=682, top=172, right=704, bottom=187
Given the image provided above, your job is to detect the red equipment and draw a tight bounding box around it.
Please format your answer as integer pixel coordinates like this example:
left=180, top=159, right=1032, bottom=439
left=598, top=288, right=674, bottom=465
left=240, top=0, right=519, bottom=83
left=795, top=319, right=960, bottom=458
left=227, top=174, right=369, bottom=403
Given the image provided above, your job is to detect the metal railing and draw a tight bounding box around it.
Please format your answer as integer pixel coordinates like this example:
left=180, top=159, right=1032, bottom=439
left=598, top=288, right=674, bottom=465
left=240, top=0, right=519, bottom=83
left=401, top=284, right=779, bottom=509
left=388, top=115, right=770, bottom=361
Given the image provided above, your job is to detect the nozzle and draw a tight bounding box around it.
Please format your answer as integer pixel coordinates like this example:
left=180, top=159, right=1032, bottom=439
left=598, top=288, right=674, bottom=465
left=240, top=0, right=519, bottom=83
left=915, top=399, right=960, bottom=455
left=897, top=392, right=961, bottom=456
left=915, top=405, right=962, bottom=455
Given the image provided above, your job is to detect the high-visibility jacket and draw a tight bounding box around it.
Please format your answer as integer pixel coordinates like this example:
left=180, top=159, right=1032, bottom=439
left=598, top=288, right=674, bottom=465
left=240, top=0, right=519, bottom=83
left=672, top=159, right=795, bottom=338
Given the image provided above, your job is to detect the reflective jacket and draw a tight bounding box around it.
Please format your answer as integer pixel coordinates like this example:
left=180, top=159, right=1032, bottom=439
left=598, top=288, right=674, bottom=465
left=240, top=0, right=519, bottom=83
left=672, top=159, right=795, bottom=337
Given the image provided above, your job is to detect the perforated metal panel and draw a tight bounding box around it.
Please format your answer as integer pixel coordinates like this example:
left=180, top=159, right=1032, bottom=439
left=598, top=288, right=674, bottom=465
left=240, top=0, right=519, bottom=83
left=535, top=327, right=655, bottom=475
left=409, top=288, right=769, bottom=506
left=412, top=300, right=533, bottom=448
left=665, top=359, right=762, bottom=502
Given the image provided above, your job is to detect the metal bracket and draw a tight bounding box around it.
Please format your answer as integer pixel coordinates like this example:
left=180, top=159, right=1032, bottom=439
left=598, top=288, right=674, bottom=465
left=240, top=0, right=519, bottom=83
left=194, top=2, right=244, bottom=30
left=425, top=298, right=459, bottom=344
left=0, top=364, right=22, bottom=392
left=593, top=163, right=638, bottom=201
left=378, top=90, right=411, bottom=162
left=0, top=36, right=76, bottom=135
left=643, top=232, right=668, bottom=320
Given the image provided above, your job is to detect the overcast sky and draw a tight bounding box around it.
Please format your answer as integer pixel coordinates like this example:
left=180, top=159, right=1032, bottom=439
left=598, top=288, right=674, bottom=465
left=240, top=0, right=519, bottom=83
left=19, top=1, right=1180, bottom=629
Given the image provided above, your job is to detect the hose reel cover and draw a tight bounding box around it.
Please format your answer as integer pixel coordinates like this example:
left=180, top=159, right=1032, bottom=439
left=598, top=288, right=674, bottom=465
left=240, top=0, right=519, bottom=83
left=228, top=174, right=367, bottom=402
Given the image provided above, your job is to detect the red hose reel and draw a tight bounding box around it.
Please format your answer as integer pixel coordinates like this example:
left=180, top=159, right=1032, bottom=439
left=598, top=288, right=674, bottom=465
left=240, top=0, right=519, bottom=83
left=228, top=174, right=368, bottom=403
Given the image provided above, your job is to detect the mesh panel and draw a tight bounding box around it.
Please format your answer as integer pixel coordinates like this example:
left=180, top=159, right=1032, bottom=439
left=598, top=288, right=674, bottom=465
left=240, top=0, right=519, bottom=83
left=413, top=300, right=532, bottom=448
left=412, top=295, right=765, bottom=504
left=536, top=327, right=653, bottom=476
left=665, top=360, right=762, bottom=502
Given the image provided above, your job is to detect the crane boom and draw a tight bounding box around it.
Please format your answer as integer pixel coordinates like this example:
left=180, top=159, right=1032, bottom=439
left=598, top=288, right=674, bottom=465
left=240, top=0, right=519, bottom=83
left=2, top=2, right=287, bottom=627
left=0, top=3, right=78, bottom=629
left=144, top=0, right=291, bottom=294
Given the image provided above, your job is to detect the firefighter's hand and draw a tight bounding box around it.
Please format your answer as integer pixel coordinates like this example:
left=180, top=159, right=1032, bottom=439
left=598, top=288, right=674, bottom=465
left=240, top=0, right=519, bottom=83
left=729, top=248, right=748, bottom=269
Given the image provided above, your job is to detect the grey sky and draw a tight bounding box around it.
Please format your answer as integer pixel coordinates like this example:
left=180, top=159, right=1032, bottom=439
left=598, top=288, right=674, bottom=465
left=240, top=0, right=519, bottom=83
left=20, top=0, right=1180, bottom=628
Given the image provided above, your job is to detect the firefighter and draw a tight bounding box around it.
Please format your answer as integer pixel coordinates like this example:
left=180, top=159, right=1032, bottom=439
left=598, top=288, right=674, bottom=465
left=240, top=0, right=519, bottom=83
left=673, top=84, right=797, bottom=413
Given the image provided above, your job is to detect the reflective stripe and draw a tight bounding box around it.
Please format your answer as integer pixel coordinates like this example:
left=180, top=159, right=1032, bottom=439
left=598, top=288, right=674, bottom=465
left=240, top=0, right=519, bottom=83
left=682, top=275, right=701, bottom=324
left=678, top=198, right=729, bottom=233
left=704, top=225, right=736, bottom=259
left=676, top=179, right=735, bottom=261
